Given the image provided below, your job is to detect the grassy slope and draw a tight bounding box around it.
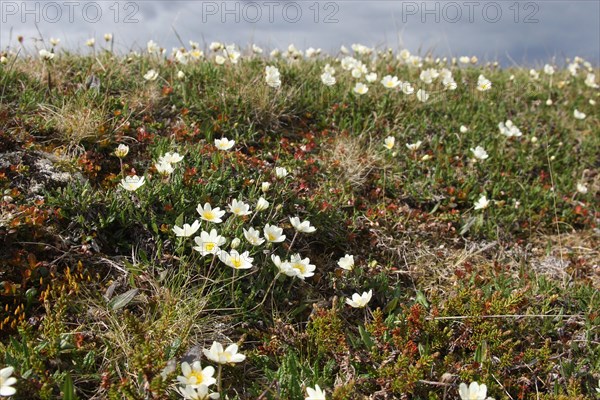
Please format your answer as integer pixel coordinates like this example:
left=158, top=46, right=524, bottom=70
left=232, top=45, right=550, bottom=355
left=0, top=48, right=599, bottom=399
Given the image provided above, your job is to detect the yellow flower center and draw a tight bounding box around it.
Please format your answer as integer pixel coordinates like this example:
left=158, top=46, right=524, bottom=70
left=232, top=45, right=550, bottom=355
left=204, top=211, right=215, bottom=220
left=292, top=263, right=306, bottom=274
left=267, top=233, right=275, bottom=241
left=205, top=243, right=215, bottom=252
left=190, top=371, right=204, bottom=384
left=232, top=257, right=242, bottom=268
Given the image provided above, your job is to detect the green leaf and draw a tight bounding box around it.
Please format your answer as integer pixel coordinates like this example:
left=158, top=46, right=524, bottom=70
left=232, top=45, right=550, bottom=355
left=358, top=325, right=374, bottom=350
left=108, top=288, right=139, bottom=310
left=61, top=372, right=77, bottom=400
left=415, top=290, right=429, bottom=308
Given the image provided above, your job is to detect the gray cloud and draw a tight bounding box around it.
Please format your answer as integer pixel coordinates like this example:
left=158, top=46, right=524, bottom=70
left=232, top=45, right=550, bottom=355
left=1, top=0, right=598, bottom=65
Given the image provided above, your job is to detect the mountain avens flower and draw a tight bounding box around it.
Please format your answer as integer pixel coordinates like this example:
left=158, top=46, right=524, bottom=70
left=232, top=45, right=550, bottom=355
left=177, top=361, right=216, bottom=388
left=197, top=203, right=226, bottom=223
left=345, top=290, right=373, bottom=308
left=203, top=342, right=246, bottom=364
left=172, top=220, right=200, bottom=237
left=120, top=175, right=145, bottom=191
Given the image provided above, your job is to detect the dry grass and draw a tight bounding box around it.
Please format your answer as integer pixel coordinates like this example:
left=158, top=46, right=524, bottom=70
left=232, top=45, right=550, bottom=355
left=321, top=133, right=381, bottom=191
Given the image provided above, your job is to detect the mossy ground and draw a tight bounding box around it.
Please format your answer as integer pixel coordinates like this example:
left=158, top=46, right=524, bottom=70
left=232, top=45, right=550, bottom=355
left=0, top=47, right=599, bottom=399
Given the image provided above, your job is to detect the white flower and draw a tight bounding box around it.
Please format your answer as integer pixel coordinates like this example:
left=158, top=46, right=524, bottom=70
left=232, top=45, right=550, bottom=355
left=351, top=64, right=367, bottom=78
left=470, top=146, right=489, bottom=160
left=173, top=220, right=200, bottom=237
left=177, top=385, right=219, bottom=400
left=353, top=82, right=368, bottom=95
left=288, top=253, right=316, bottom=279
left=543, top=64, right=555, bottom=75
left=420, top=69, right=435, bottom=84
left=215, top=55, right=226, bottom=65
left=402, top=82, right=415, bottom=95
left=147, top=40, right=159, bottom=54
left=214, top=137, right=235, bottom=151
left=381, top=75, right=401, bottom=89
left=459, top=56, right=470, bottom=64
left=460, top=125, right=469, bottom=133
left=574, top=109, right=586, bottom=120
left=365, top=72, right=377, bottom=83
left=155, top=159, right=174, bottom=176
left=39, top=49, right=54, bottom=61
left=305, top=384, right=326, bottom=400
left=275, top=167, right=288, bottom=178
left=270, top=48, right=280, bottom=58
left=498, top=120, right=522, bottom=138
left=162, top=152, right=184, bottom=164
left=230, top=237, right=241, bottom=249
left=120, top=175, right=145, bottom=191
left=585, top=72, right=599, bottom=88
left=576, top=183, right=588, bottom=194
left=305, top=47, right=321, bottom=58
left=416, top=89, right=429, bottom=102
left=50, top=37, right=60, bottom=46
left=203, top=342, right=246, bottom=364
left=406, top=141, right=422, bottom=151
left=289, top=217, right=316, bottom=233
left=0, top=366, right=16, bottom=397
left=568, top=62, right=579, bottom=76
left=193, top=229, right=226, bottom=256
left=443, top=76, right=457, bottom=90
left=264, top=224, right=286, bottom=243
left=85, top=38, right=95, bottom=47
left=384, top=136, right=395, bottom=150
left=104, top=33, right=113, bottom=42
left=323, top=64, right=335, bottom=75
left=114, top=144, right=129, bottom=158
left=197, top=203, right=226, bottom=223
left=474, top=195, right=490, bottom=210
left=459, top=381, right=491, bottom=400
left=341, top=56, right=358, bottom=71
left=219, top=249, right=253, bottom=269
left=229, top=199, right=251, bottom=216
left=261, top=182, right=271, bottom=192
left=271, top=254, right=293, bottom=275
left=252, top=44, right=263, bottom=54
left=320, top=72, right=336, bottom=86
left=143, top=69, right=159, bottom=81
left=255, top=197, right=269, bottom=212
left=265, top=65, right=282, bottom=88
left=177, top=361, right=216, bottom=388
left=529, top=69, right=540, bottom=80
left=209, top=42, right=223, bottom=51
left=476, top=75, right=492, bottom=91
left=337, top=254, right=354, bottom=271
left=225, top=45, right=240, bottom=63
left=243, top=227, right=264, bottom=246
left=190, top=49, right=203, bottom=60
left=345, top=290, right=373, bottom=308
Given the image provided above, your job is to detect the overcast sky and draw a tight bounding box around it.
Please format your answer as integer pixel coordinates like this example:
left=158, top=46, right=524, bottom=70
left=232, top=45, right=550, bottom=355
left=1, top=1, right=598, bottom=66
